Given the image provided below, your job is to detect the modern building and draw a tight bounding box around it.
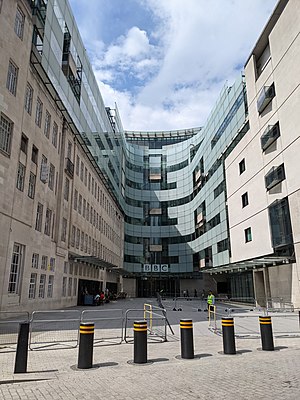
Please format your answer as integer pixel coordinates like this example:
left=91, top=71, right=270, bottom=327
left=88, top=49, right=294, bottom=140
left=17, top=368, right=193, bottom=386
left=224, top=0, right=300, bottom=307
left=0, top=0, right=299, bottom=311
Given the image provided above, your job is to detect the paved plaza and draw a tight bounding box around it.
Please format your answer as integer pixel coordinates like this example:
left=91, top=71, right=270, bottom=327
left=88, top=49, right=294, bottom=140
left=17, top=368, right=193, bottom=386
left=1, top=299, right=300, bottom=399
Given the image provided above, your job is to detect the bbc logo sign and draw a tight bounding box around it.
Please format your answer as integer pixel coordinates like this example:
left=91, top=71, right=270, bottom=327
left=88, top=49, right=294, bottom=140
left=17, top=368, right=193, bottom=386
left=142, top=264, right=169, bottom=273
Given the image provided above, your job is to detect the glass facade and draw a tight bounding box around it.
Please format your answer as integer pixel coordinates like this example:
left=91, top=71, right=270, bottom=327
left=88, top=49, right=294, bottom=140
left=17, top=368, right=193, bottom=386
left=29, top=0, right=249, bottom=291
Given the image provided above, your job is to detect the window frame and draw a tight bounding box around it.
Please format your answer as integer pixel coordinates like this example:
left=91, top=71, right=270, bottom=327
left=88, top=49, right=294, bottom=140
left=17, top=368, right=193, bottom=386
left=6, top=60, right=19, bottom=96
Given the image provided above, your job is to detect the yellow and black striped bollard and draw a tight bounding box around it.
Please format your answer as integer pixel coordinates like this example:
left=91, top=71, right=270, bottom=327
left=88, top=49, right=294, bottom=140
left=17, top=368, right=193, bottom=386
left=134, top=320, right=148, bottom=363
left=259, top=316, right=274, bottom=351
left=222, top=317, right=236, bottom=354
left=77, top=322, right=94, bottom=369
left=180, top=319, right=194, bottom=359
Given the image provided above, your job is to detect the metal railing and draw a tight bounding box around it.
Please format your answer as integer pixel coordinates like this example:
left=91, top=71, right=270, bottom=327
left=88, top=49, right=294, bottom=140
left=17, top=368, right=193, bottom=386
left=0, top=312, right=30, bottom=351
left=29, top=310, right=81, bottom=350
left=124, top=308, right=167, bottom=343
left=81, top=309, right=123, bottom=345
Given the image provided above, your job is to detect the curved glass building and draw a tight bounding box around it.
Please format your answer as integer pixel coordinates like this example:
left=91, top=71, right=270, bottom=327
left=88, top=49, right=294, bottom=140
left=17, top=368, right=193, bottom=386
left=119, top=76, right=249, bottom=296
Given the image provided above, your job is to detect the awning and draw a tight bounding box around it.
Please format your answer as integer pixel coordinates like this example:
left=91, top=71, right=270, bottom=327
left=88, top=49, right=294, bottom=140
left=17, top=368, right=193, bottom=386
left=68, top=253, right=123, bottom=273
left=202, top=255, right=295, bottom=275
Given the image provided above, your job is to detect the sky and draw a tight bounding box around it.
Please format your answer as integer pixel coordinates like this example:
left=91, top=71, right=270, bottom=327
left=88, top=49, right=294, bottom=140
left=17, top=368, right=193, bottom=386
left=69, top=0, right=277, bottom=131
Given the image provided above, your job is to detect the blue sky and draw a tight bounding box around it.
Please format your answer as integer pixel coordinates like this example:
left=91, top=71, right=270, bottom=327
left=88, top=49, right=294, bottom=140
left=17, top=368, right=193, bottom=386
left=69, top=0, right=277, bottom=131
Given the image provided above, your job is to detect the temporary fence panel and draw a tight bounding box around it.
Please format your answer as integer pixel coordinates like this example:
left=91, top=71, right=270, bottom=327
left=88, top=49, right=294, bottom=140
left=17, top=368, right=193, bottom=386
left=227, top=312, right=300, bottom=339
left=29, top=310, right=81, bottom=350
left=124, top=308, right=167, bottom=343
left=172, top=297, right=205, bottom=312
left=208, top=306, right=226, bottom=335
left=0, top=312, right=29, bottom=351
left=81, top=309, right=123, bottom=345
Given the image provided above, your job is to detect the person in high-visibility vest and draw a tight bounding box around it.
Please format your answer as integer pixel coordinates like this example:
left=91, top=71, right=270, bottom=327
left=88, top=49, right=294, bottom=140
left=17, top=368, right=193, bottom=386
left=207, top=291, right=215, bottom=310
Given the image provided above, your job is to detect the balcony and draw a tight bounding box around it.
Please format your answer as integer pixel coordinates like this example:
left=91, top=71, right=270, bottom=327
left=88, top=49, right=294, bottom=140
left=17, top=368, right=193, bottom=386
left=257, top=83, right=275, bottom=114
left=265, top=164, right=285, bottom=191
left=65, top=158, right=74, bottom=178
left=261, top=122, right=280, bottom=151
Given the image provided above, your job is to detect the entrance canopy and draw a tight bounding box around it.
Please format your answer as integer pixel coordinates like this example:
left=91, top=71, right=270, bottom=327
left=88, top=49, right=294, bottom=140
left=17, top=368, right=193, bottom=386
left=68, top=253, right=125, bottom=273
left=202, top=255, right=295, bottom=275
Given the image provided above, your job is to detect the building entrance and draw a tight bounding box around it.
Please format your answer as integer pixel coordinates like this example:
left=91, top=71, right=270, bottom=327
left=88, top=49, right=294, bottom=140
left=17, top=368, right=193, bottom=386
left=137, top=276, right=180, bottom=298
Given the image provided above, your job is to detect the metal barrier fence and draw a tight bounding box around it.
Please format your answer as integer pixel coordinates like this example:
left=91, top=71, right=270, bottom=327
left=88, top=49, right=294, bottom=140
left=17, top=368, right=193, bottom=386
left=231, top=312, right=300, bottom=339
left=0, top=312, right=30, bottom=351
left=172, top=297, right=205, bottom=311
left=124, top=308, right=167, bottom=343
left=29, top=310, right=81, bottom=350
left=81, top=309, right=123, bottom=345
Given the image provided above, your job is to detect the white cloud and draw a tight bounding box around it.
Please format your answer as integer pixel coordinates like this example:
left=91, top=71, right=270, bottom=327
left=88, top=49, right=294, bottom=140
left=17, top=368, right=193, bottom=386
left=71, top=0, right=277, bottom=131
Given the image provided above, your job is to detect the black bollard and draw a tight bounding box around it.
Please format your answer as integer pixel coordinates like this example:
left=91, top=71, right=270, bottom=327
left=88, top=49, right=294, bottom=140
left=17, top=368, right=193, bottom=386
left=180, top=319, right=194, bottom=359
left=133, top=320, right=147, bottom=363
left=259, top=316, right=274, bottom=351
left=222, top=317, right=236, bottom=355
left=14, top=322, right=30, bottom=373
left=77, top=322, right=94, bottom=369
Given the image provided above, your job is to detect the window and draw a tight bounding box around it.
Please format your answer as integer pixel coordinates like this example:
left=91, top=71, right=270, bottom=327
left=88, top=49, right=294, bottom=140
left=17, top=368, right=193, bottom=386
left=67, top=141, right=72, bottom=159
left=35, top=203, right=43, bottom=231
left=241, top=192, right=249, bottom=208
left=24, top=83, right=33, bottom=115
left=31, top=253, right=39, bottom=269
left=261, top=122, right=280, bottom=151
left=40, top=155, right=48, bottom=182
left=38, top=274, right=46, bottom=298
left=47, top=275, right=54, bottom=297
left=62, top=277, right=67, bottom=297
left=16, top=162, right=26, bottom=191
left=268, top=197, right=293, bottom=248
left=78, top=194, right=82, bottom=214
left=0, top=113, right=13, bottom=155
left=80, top=161, right=84, bottom=181
left=257, top=83, right=275, bottom=114
left=71, top=225, right=76, bottom=247
left=44, top=208, right=52, bottom=236
left=82, top=199, right=86, bottom=218
left=76, top=228, right=80, bottom=249
left=80, top=231, right=84, bottom=251
left=20, top=133, right=28, bottom=154
left=74, top=189, right=78, bottom=210
left=214, top=181, right=225, bottom=199
left=41, top=255, right=48, bottom=270
left=217, top=239, right=228, bottom=253
left=6, top=60, right=18, bottom=95
left=49, top=257, right=55, bottom=272
left=28, top=172, right=36, bottom=199
left=244, top=227, right=252, bottom=243
left=44, top=110, right=51, bottom=138
left=35, top=97, right=43, bottom=127
left=52, top=122, right=58, bottom=148
left=68, top=277, right=72, bottom=296
left=73, top=278, right=77, bottom=296
left=265, top=164, right=285, bottom=191
left=64, top=177, right=69, bottom=201
left=256, top=43, right=271, bottom=77
left=48, top=163, right=55, bottom=190
left=28, top=273, right=37, bottom=299
left=14, top=6, right=25, bottom=39
left=61, top=218, right=67, bottom=242
left=8, top=243, right=24, bottom=293
left=76, top=155, right=80, bottom=175
left=31, top=145, right=38, bottom=164
left=239, top=159, right=246, bottom=175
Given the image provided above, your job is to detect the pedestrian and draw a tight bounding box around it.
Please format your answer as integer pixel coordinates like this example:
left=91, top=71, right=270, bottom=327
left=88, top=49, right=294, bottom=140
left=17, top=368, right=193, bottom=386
left=194, top=289, right=198, bottom=298
left=207, top=290, right=215, bottom=312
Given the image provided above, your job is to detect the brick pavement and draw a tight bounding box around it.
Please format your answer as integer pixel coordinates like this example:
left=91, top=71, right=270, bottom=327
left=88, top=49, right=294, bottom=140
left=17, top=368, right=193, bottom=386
left=1, top=320, right=300, bottom=400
